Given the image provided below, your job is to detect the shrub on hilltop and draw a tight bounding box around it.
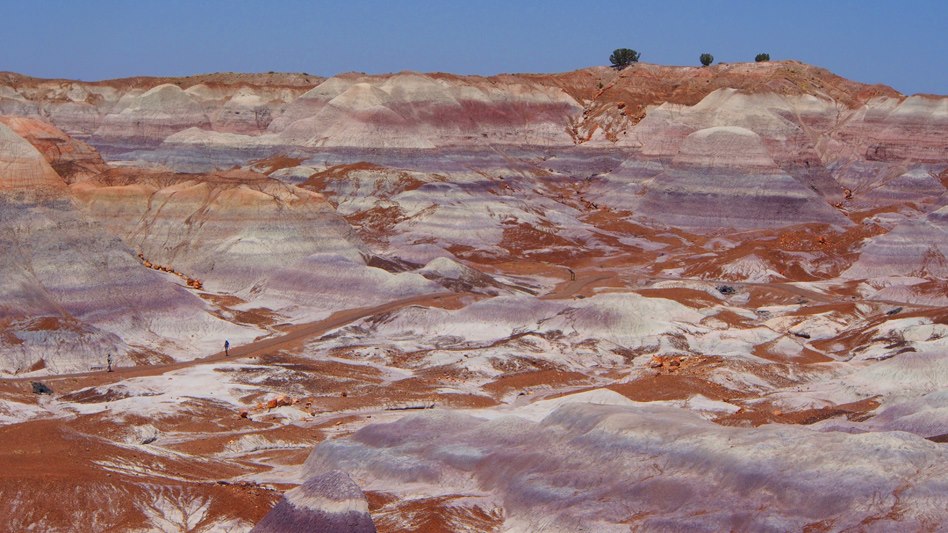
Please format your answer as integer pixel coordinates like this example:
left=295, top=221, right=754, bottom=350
left=610, top=48, right=641, bottom=69
left=755, top=53, right=770, bottom=62
left=700, top=53, right=714, bottom=67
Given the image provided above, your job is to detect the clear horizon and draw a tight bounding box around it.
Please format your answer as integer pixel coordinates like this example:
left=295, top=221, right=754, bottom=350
left=2, top=0, right=946, bottom=95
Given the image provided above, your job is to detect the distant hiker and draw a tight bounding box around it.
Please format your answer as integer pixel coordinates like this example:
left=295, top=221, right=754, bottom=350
left=224, top=340, right=230, bottom=357
left=107, top=353, right=113, bottom=373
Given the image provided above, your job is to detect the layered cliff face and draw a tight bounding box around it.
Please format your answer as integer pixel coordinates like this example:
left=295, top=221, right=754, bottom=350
left=0, top=61, right=946, bottom=532
left=0, top=121, right=66, bottom=193
left=0, top=116, right=108, bottom=181
left=0, top=125, right=255, bottom=373
left=72, top=168, right=437, bottom=322
left=842, top=205, right=948, bottom=304
left=5, top=61, right=941, bottom=232
left=6, top=60, right=937, bottom=159
left=0, top=196, right=259, bottom=373
left=632, top=126, right=850, bottom=228
left=272, top=72, right=581, bottom=148
left=0, top=71, right=319, bottom=136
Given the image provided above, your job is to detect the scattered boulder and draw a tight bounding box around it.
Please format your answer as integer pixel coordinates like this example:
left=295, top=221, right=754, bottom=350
left=649, top=355, right=686, bottom=371
left=717, top=285, right=736, bottom=295
left=30, top=381, right=53, bottom=395
left=264, top=395, right=294, bottom=411
left=127, top=425, right=160, bottom=445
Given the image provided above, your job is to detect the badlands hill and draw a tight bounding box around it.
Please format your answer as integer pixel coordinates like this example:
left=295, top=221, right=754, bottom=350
left=0, top=61, right=946, bottom=531
left=0, top=60, right=919, bottom=149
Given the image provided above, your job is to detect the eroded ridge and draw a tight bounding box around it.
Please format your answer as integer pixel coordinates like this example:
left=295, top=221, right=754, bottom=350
left=0, top=60, right=946, bottom=531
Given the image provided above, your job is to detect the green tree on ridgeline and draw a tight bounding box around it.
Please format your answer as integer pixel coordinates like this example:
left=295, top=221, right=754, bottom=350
left=610, top=48, right=641, bottom=69
left=699, top=53, right=714, bottom=67
left=755, top=53, right=770, bottom=62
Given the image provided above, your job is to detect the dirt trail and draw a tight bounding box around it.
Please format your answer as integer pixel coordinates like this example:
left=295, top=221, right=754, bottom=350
left=4, top=292, right=459, bottom=389
left=633, top=272, right=936, bottom=312
left=4, top=268, right=611, bottom=393
left=9, top=265, right=914, bottom=394
left=542, top=271, right=618, bottom=300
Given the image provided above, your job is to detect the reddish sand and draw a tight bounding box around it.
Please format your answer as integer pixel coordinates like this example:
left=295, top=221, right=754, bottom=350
left=0, top=418, right=279, bottom=531
left=716, top=397, right=881, bottom=427
left=368, top=492, right=504, bottom=533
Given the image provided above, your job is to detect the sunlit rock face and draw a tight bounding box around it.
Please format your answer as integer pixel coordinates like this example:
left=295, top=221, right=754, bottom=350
left=633, top=126, right=849, bottom=229
left=272, top=73, right=581, bottom=148
left=0, top=117, right=438, bottom=374
left=94, top=84, right=213, bottom=148
left=71, top=169, right=438, bottom=322
left=351, top=291, right=704, bottom=354
left=0, top=125, right=252, bottom=373
left=4, top=62, right=943, bottom=170
left=252, top=470, right=376, bottom=533
left=628, top=89, right=836, bottom=160
left=3, top=64, right=944, bottom=229
left=0, top=196, right=255, bottom=373
left=830, top=95, right=948, bottom=163
left=840, top=205, right=948, bottom=305
left=189, top=83, right=301, bottom=135
left=0, top=122, right=66, bottom=193
left=0, top=116, right=107, bottom=182
left=0, top=71, right=316, bottom=154
left=844, top=205, right=948, bottom=280
left=72, top=170, right=361, bottom=292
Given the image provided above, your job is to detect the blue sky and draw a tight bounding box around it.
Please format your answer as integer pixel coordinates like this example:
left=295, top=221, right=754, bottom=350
left=2, top=0, right=945, bottom=94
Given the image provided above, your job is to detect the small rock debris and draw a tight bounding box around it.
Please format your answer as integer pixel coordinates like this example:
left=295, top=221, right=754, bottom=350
left=30, top=381, right=53, bottom=395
